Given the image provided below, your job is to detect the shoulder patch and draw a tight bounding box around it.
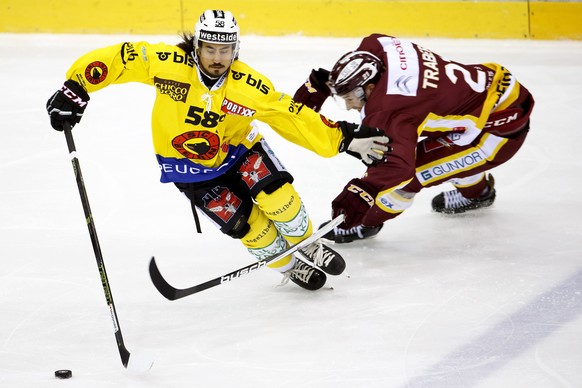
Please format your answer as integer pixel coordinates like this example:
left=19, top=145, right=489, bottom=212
left=378, top=36, right=420, bottom=96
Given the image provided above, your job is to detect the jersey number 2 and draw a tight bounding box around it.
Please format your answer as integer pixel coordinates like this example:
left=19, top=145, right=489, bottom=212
left=444, top=63, right=486, bottom=93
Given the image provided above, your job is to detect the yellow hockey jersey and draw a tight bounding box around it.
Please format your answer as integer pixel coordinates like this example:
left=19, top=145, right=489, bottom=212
left=66, top=41, right=344, bottom=183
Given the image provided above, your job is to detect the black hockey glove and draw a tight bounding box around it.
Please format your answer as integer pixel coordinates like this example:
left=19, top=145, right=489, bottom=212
left=293, top=68, right=331, bottom=112
left=338, top=122, right=391, bottom=166
left=46, top=79, right=90, bottom=131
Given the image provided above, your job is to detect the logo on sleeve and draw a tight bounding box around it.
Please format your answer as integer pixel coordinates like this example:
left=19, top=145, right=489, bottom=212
left=121, top=42, right=138, bottom=64
left=84, top=61, right=108, bottom=85
left=319, top=115, right=338, bottom=129
left=221, top=98, right=256, bottom=117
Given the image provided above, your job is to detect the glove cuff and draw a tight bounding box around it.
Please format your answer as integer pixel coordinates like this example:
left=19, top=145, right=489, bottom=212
left=337, top=121, right=355, bottom=152
left=63, top=79, right=90, bottom=103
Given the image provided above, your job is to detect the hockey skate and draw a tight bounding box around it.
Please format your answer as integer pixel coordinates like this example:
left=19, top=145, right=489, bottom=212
left=281, top=259, right=327, bottom=291
left=432, top=174, right=496, bottom=214
left=320, top=221, right=383, bottom=244
left=297, top=240, right=346, bottom=275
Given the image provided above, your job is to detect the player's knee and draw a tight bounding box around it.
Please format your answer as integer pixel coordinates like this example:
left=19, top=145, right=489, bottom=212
left=260, top=178, right=287, bottom=195
left=255, top=182, right=300, bottom=217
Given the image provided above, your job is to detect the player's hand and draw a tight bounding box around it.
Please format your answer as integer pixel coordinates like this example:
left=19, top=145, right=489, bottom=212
left=46, top=80, right=90, bottom=131
left=338, top=122, right=391, bottom=165
left=332, top=178, right=379, bottom=228
left=292, top=68, right=331, bottom=112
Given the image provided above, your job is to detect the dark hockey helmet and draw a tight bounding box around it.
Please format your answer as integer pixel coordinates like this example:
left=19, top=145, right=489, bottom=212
left=194, top=10, right=240, bottom=58
left=329, top=51, right=383, bottom=96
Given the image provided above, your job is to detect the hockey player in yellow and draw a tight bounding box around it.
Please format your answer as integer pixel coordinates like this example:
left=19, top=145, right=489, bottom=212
left=46, top=10, right=389, bottom=290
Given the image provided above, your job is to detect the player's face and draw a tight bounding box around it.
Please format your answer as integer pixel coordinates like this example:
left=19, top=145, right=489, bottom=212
left=197, top=42, right=235, bottom=77
left=337, top=84, right=375, bottom=111
left=338, top=87, right=366, bottom=111
left=340, top=92, right=365, bottom=111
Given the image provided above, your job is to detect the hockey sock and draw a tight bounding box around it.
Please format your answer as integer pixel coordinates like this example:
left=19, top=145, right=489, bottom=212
left=255, top=183, right=313, bottom=246
left=452, top=172, right=488, bottom=199
left=241, top=206, right=294, bottom=272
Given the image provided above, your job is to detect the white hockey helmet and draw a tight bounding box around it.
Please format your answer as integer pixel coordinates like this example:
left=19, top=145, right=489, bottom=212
left=329, top=50, right=383, bottom=96
left=194, top=10, right=240, bottom=57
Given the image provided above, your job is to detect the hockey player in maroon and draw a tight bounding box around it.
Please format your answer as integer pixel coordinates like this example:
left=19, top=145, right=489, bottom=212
left=294, top=34, right=534, bottom=243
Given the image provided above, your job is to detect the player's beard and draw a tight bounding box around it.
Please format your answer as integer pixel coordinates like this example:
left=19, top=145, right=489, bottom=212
left=203, top=63, right=228, bottom=78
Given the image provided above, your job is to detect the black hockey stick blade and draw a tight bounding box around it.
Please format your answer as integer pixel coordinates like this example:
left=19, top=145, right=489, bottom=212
left=149, top=257, right=221, bottom=300
left=149, top=214, right=345, bottom=300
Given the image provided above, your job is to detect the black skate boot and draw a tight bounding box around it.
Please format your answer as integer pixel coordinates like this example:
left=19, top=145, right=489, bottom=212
left=282, top=259, right=327, bottom=291
left=320, top=221, right=383, bottom=244
left=432, top=174, right=496, bottom=214
left=297, top=240, right=346, bottom=275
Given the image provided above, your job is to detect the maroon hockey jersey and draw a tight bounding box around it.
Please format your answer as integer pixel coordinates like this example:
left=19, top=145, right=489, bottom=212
left=340, top=34, right=533, bottom=227
left=326, top=34, right=534, bottom=226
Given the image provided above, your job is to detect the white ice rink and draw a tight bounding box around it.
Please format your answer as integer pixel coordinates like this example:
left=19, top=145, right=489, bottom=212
left=1, top=33, right=581, bottom=388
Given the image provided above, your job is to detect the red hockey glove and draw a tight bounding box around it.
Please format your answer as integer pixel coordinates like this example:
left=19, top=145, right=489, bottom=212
left=332, top=178, right=379, bottom=229
left=293, top=68, right=331, bottom=112
left=46, top=79, right=90, bottom=131
left=338, top=122, right=391, bottom=166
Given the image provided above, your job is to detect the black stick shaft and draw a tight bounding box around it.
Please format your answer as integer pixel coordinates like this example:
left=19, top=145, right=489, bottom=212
left=63, top=123, right=131, bottom=367
left=149, top=214, right=345, bottom=300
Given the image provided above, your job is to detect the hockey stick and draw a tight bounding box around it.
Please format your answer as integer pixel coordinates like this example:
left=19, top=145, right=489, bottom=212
left=149, top=214, right=345, bottom=300
left=63, top=122, right=153, bottom=371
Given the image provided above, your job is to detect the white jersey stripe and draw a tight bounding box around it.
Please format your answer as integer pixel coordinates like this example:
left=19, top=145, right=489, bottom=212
left=421, top=114, right=481, bottom=146
left=416, top=133, right=507, bottom=185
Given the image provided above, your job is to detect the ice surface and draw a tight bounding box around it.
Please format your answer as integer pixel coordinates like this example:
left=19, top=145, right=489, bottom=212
left=0, top=33, right=581, bottom=388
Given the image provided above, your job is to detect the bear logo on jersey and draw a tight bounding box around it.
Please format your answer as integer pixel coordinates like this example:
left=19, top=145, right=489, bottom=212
left=172, top=131, right=224, bottom=161
left=84, top=61, right=108, bottom=85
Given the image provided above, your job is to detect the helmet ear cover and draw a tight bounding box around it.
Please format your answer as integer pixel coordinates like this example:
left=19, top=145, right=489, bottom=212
left=329, top=51, right=383, bottom=96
